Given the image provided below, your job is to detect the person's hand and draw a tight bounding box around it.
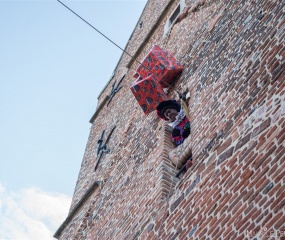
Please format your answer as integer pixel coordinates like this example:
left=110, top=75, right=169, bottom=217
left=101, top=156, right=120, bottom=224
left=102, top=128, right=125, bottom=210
left=172, top=128, right=180, bottom=137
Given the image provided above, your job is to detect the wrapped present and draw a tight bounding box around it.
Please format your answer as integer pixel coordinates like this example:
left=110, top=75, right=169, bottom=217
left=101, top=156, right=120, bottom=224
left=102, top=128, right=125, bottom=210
left=134, top=45, right=184, bottom=88
left=130, top=75, right=168, bottom=114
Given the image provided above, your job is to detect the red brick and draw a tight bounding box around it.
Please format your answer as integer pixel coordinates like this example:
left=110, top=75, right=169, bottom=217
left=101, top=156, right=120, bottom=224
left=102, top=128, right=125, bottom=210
left=277, top=128, right=285, bottom=145
left=272, top=165, right=285, bottom=183
left=248, top=165, right=270, bottom=189
left=203, top=161, right=216, bottom=177
left=244, top=151, right=259, bottom=167
left=261, top=212, right=273, bottom=227
left=197, top=227, right=208, bottom=239
left=256, top=178, right=270, bottom=192
left=268, top=163, right=278, bottom=176
left=235, top=133, right=251, bottom=151
left=254, top=145, right=277, bottom=169
left=274, top=215, right=285, bottom=229
left=235, top=216, right=249, bottom=230
left=222, top=225, right=233, bottom=238
left=272, top=197, right=285, bottom=214
left=264, top=212, right=284, bottom=230
left=217, top=137, right=232, bottom=155
left=239, top=141, right=258, bottom=163
left=221, top=214, right=232, bottom=228
left=210, top=226, right=221, bottom=239
left=251, top=208, right=262, bottom=222
left=275, top=184, right=285, bottom=198
left=217, top=147, right=235, bottom=165
left=252, top=118, right=272, bottom=138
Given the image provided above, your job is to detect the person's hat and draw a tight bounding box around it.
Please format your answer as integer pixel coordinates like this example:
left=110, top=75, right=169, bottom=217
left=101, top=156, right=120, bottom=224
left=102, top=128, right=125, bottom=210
left=156, top=100, right=181, bottom=120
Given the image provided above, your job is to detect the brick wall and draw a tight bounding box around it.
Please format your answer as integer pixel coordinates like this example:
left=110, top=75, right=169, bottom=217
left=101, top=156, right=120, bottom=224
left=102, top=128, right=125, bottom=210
left=55, top=0, right=285, bottom=239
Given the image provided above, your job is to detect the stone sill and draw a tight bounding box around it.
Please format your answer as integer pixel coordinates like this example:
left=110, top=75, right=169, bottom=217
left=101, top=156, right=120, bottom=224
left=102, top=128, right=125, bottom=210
left=53, top=181, right=101, bottom=239
left=89, top=96, right=110, bottom=124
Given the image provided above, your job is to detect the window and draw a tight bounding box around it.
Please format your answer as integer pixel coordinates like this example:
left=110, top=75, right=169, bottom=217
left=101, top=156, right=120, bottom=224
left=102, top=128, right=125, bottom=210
left=163, top=0, right=186, bottom=36
left=169, top=5, right=181, bottom=25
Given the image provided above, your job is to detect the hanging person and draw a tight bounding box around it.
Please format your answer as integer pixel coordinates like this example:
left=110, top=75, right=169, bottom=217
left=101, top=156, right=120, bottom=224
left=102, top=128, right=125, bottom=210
left=156, top=100, right=192, bottom=169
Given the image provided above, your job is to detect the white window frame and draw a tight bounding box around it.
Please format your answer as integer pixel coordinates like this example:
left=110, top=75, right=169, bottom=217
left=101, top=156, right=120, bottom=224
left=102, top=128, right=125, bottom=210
left=163, top=0, right=186, bottom=37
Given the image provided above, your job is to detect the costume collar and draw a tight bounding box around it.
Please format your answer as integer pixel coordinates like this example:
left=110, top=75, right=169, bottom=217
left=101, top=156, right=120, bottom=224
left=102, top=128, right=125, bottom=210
left=168, top=109, right=186, bottom=128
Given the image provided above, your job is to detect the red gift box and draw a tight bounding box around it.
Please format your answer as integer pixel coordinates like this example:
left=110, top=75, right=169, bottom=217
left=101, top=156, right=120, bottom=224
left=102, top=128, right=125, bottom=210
left=130, top=75, right=168, bottom=114
left=134, top=45, right=184, bottom=88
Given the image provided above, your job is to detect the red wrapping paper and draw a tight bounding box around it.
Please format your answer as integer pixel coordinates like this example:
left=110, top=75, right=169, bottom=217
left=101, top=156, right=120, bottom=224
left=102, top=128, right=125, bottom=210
left=134, top=45, right=184, bottom=87
left=130, top=75, right=168, bottom=114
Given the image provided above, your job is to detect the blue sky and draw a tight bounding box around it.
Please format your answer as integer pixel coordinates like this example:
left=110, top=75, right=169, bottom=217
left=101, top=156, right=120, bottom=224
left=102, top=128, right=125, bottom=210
left=0, top=0, right=147, bottom=238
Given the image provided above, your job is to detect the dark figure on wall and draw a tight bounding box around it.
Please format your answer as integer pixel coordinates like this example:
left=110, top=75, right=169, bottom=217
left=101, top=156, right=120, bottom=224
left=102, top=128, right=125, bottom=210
left=156, top=100, right=192, bottom=169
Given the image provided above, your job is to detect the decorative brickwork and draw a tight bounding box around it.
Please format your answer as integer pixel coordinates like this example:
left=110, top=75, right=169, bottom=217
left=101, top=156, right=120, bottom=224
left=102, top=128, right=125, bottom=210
left=55, top=0, right=285, bottom=239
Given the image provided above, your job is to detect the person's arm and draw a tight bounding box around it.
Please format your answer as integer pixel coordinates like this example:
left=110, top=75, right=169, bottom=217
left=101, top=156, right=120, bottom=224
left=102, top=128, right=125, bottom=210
left=171, top=127, right=184, bottom=146
left=182, top=121, right=191, bottom=138
left=171, top=119, right=191, bottom=145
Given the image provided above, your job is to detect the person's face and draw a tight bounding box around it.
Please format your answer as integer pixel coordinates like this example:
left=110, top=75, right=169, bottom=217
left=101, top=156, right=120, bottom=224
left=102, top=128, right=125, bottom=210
left=164, top=108, right=178, bottom=122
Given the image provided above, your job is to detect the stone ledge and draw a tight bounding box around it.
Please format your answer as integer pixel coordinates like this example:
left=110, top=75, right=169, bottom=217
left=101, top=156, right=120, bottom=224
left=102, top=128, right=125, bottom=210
left=89, top=96, right=110, bottom=124
left=53, top=181, right=101, bottom=239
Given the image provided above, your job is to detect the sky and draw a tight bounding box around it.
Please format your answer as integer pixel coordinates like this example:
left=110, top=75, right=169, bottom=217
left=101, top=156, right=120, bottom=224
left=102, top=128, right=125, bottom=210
left=0, top=0, right=147, bottom=239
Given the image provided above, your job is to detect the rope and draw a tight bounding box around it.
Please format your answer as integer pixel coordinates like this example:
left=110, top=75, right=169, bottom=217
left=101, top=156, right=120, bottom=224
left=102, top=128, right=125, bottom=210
left=57, top=0, right=140, bottom=65
left=57, top=0, right=182, bottom=94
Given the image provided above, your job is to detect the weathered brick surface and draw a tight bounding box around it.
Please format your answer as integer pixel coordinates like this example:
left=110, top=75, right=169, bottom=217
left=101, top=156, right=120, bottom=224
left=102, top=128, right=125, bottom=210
left=55, top=0, right=285, bottom=239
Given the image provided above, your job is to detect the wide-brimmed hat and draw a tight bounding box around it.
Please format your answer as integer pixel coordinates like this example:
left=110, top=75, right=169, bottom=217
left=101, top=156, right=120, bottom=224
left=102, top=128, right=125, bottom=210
left=156, top=100, right=181, bottom=120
